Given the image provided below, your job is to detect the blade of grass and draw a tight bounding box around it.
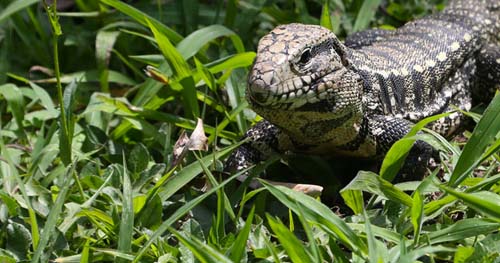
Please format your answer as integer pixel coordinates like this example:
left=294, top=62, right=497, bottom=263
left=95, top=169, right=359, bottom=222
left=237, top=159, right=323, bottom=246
left=438, top=185, right=500, bottom=221
left=96, top=30, right=120, bottom=93
left=59, top=80, right=77, bottom=166
left=427, top=218, right=500, bottom=244
left=229, top=206, right=255, bottom=263
left=353, top=0, right=382, bottom=32
left=0, top=0, right=39, bottom=24
left=99, top=0, right=182, bottom=43
left=380, top=112, right=451, bottom=181
left=398, top=246, right=454, bottom=263
left=261, top=181, right=368, bottom=256
left=340, top=187, right=364, bottom=214
left=147, top=18, right=199, bottom=118
left=156, top=142, right=243, bottom=202
left=117, top=160, right=133, bottom=262
left=177, top=25, right=245, bottom=60
left=363, top=210, right=380, bottom=263
left=267, top=215, right=314, bottom=263
left=169, top=227, right=233, bottom=263
left=320, top=1, right=333, bottom=30
left=31, top=162, right=77, bottom=263
left=296, top=203, right=322, bottom=262
left=341, top=171, right=413, bottom=207
left=411, top=190, right=424, bottom=246
left=449, top=94, right=500, bottom=186
left=146, top=19, right=190, bottom=79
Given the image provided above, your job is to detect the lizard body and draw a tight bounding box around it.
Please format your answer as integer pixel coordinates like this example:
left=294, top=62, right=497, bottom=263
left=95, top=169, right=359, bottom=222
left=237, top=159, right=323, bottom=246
left=227, top=0, right=500, bottom=178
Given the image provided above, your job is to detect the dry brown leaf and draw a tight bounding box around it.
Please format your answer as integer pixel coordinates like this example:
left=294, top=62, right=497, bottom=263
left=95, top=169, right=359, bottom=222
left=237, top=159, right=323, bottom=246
left=171, top=131, right=190, bottom=168
left=171, top=119, right=208, bottom=167
left=144, top=65, right=169, bottom=84
left=188, top=118, right=208, bottom=151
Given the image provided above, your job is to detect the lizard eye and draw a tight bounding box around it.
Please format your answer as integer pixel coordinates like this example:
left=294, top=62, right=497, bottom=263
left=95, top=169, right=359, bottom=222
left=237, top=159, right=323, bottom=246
left=299, top=48, right=312, bottom=64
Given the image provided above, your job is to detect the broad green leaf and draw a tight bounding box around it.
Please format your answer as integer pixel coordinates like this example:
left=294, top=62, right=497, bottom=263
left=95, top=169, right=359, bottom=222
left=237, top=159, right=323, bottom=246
left=177, top=25, right=245, bottom=60
left=453, top=246, right=475, bottom=263
left=0, top=84, right=25, bottom=132
left=128, top=143, right=150, bottom=175
left=449, top=94, right=500, bottom=186
left=341, top=171, right=413, bottom=207
left=341, top=188, right=364, bottom=214
left=267, top=215, right=314, bottom=263
left=6, top=221, right=31, bottom=260
left=0, top=191, right=19, bottom=217
left=438, top=186, right=500, bottom=221
left=427, top=218, right=500, bottom=244
left=29, top=82, right=56, bottom=113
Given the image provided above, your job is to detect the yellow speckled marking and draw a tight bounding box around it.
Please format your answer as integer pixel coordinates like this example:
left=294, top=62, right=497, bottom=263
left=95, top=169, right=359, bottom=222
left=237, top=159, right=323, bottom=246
left=426, top=60, right=436, bottom=67
left=463, top=33, right=472, bottom=42
left=437, top=52, right=447, bottom=62
left=413, top=65, right=424, bottom=73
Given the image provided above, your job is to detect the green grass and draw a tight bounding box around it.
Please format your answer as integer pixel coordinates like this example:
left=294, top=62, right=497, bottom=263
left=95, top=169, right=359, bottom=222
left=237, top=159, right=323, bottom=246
left=0, top=0, right=499, bottom=262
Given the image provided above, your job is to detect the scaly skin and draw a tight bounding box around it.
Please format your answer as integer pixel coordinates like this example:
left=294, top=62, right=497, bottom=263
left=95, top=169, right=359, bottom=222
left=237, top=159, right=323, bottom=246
left=226, top=0, right=500, bottom=179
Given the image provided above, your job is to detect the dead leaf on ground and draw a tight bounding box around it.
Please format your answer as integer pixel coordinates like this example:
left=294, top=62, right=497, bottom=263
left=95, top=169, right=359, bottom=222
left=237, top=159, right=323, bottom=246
left=171, top=118, right=208, bottom=168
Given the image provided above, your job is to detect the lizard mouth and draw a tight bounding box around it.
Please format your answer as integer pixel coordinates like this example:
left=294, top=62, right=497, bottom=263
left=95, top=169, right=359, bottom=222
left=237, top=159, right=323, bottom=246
left=247, top=72, right=333, bottom=110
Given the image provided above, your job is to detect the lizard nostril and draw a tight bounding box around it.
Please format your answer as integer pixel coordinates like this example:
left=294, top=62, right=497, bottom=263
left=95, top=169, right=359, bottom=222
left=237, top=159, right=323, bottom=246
left=247, top=78, right=272, bottom=104
left=249, top=91, right=269, bottom=104
left=247, top=82, right=270, bottom=104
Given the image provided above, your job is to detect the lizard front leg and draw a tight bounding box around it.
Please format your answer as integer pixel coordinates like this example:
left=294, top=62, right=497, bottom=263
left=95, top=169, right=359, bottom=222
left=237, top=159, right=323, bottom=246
left=367, top=115, right=436, bottom=181
left=225, top=120, right=291, bottom=175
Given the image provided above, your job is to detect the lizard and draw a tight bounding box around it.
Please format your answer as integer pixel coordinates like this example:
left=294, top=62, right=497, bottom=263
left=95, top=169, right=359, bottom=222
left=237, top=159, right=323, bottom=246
left=226, top=0, right=500, bottom=182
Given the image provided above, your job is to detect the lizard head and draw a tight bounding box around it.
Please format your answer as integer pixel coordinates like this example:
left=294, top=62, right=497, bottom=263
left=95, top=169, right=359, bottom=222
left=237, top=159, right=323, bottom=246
left=247, top=23, right=363, bottom=115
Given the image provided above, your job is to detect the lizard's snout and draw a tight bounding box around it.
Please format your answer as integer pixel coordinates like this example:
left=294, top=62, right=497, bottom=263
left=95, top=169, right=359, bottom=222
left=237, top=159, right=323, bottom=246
left=247, top=78, right=271, bottom=105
